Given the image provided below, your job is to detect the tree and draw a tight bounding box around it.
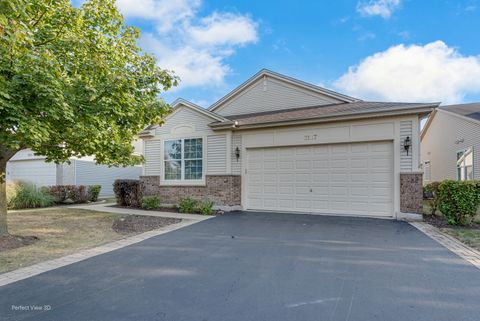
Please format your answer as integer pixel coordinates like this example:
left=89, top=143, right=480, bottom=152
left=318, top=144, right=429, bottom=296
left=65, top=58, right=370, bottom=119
left=0, top=0, right=177, bottom=235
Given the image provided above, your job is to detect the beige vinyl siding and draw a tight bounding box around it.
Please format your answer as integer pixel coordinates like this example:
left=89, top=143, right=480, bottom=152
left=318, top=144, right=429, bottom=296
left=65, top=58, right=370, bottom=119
left=155, top=108, right=212, bottom=135
left=207, top=135, right=227, bottom=174
left=144, top=140, right=162, bottom=176
left=75, top=160, right=142, bottom=196
left=421, top=110, right=480, bottom=181
left=231, top=133, right=242, bottom=175
left=61, top=162, right=76, bottom=185
left=400, top=120, right=413, bottom=171
left=216, top=76, right=340, bottom=116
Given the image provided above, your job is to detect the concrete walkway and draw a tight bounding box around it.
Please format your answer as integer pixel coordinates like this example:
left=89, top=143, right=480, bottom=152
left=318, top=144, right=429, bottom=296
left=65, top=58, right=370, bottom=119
left=69, top=202, right=212, bottom=221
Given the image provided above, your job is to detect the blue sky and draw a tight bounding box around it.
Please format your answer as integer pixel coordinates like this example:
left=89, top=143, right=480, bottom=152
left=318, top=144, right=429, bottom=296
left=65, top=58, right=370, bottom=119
left=108, top=0, right=480, bottom=106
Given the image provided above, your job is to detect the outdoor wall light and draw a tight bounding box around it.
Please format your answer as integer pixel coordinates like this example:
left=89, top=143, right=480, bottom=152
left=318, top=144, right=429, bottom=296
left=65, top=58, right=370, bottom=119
left=235, top=147, right=240, bottom=161
left=403, top=136, right=411, bottom=155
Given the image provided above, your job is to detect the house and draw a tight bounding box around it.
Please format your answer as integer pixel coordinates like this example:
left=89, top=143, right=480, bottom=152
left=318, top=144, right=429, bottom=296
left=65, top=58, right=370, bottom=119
left=6, top=149, right=142, bottom=196
left=421, top=103, right=480, bottom=182
left=140, top=69, right=438, bottom=218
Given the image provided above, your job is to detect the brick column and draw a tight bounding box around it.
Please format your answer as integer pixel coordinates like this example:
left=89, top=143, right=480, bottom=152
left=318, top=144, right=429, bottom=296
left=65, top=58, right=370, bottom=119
left=400, top=172, right=423, bottom=214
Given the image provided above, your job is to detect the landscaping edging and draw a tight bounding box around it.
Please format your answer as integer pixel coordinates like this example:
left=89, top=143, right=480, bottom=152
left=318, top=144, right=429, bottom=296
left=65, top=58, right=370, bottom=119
left=409, top=221, right=480, bottom=270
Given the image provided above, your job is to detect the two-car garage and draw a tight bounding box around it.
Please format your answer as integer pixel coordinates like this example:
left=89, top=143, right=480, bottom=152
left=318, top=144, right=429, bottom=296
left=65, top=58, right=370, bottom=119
left=246, top=141, right=394, bottom=218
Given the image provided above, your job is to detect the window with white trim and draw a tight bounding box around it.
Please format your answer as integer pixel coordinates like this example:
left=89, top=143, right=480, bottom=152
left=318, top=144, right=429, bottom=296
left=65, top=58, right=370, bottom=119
left=457, top=147, right=473, bottom=181
left=164, top=138, right=203, bottom=181
left=424, top=161, right=431, bottom=182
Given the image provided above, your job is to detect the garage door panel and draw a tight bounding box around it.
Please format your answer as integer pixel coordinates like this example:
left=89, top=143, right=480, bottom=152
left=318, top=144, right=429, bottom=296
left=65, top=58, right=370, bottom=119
left=279, top=160, right=294, bottom=169
left=279, top=185, right=294, bottom=194
left=295, top=160, right=311, bottom=170
left=246, top=141, right=393, bottom=217
left=331, top=159, right=348, bottom=168
left=295, top=186, right=311, bottom=195
left=331, top=173, right=348, bottom=182
left=278, top=173, right=294, bottom=182
left=371, top=142, right=391, bottom=152
left=311, top=186, right=329, bottom=195
left=295, top=173, right=311, bottom=182
left=351, top=144, right=369, bottom=153
left=311, top=173, right=329, bottom=181
left=278, top=199, right=294, bottom=208
left=312, top=160, right=329, bottom=169
left=331, top=145, right=349, bottom=154
left=263, top=160, right=277, bottom=169
left=350, top=158, right=369, bottom=169
left=351, top=187, right=369, bottom=197
left=295, top=199, right=311, bottom=209
left=295, top=147, right=311, bottom=155
left=264, top=185, right=277, bottom=194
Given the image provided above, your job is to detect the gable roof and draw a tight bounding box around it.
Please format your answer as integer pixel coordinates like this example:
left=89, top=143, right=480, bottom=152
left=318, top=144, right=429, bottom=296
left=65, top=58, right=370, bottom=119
left=420, top=102, right=480, bottom=141
left=139, top=99, right=228, bottom=137
left=208, top=69, right=360, bottom=113
left=210, top=101, right=438, bottom=130
left=438, top=103, right=480, bottom=121
left=169, top=98, right=228, bottom=122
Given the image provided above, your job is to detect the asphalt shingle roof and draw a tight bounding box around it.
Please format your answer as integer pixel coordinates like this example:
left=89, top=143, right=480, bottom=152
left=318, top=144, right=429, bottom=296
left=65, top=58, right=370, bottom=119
left=439, top=103, right=480, bottom=121
left=212, top=101, right=436, bottom=127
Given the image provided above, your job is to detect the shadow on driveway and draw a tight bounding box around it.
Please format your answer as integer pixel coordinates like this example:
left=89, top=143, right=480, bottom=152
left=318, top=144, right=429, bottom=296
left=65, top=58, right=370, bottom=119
left=1, top=211, right=479, bottom=321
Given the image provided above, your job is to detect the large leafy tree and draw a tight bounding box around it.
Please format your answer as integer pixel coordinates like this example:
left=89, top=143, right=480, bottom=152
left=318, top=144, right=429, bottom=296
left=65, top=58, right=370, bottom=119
left=0, top=0, right=177, bottom=235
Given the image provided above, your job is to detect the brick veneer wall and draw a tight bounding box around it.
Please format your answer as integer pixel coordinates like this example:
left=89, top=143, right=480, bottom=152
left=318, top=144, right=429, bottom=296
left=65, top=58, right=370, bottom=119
left=140, top=175, right=241, bottom=206
left=400, top=172, right=423, bottom=214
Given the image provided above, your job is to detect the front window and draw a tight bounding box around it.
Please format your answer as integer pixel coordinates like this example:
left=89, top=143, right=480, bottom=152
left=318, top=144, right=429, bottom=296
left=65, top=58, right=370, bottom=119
left=164, top=138, right=203, bottom=181
left=457, top=147, right=473, bottom=181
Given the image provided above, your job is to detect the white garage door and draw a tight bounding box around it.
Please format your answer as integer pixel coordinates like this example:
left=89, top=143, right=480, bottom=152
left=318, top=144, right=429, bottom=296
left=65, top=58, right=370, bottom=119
left=246, top=141, right=393, bottom=217
left=6, top=160, right=57, bottom=186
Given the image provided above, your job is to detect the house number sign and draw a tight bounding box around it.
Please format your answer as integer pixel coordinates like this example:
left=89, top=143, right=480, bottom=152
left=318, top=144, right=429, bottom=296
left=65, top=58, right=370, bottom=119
left=304, top=134, right=317, bottom=141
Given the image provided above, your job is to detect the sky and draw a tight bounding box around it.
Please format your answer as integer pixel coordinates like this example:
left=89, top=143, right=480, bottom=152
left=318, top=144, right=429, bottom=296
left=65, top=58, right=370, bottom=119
left=80, top=0, right=480, bottom=107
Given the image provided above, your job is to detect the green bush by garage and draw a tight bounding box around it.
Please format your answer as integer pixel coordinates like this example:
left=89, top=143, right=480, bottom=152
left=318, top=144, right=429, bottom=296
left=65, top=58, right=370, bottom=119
left=424, top=180, right=480, bottom=225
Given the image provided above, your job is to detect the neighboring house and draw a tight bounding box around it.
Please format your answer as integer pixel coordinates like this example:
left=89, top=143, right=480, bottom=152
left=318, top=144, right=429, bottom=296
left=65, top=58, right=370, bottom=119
left=421, top=103, right=480, bottom=183
left=6, top=149, right=142, bottom=196
left=140, top=69, right=438, bottom=218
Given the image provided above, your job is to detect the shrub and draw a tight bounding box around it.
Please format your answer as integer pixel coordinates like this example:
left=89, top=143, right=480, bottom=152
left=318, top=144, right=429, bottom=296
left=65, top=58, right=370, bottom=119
left=46, top=185, right=89, bottom=204
left=65, top=185, right=89, bottom=203
left=423, top=181, right=441, bottom=215
left=141, top=196, right=161, bottom=209
left=177, top=197, right=199, bottom=213
left=196, top=200, right=214, bottom=215
left=113, top=179, right=140, bottom=207
left=437, top=180, right=480, bottom=225
left=48, top=185, right=68, bottom=203
left=7, top=182, right=55, bottom=209
left=88, top=185, right=102, bottom=202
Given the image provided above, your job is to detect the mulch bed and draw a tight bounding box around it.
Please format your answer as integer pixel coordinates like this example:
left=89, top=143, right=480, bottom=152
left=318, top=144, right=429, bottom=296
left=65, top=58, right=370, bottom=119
left=112, top=215, right=181, bottom=234
left=424, top=214, right=480, bottom=230
left=0, top=235, right=39, bottom=252
left=110, top=204, right=224, bottom=215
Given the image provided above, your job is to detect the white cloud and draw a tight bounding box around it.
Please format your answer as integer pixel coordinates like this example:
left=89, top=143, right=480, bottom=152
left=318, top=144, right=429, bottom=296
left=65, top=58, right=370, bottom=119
left=357, top=0, right=401, bottom=19
left=116, top=0, right=200, bottom=32
left=335, top=41, right=480, bottom=104
left=115, top=0, right=258, bottom=89
left=188, top=12, right=258, bottom=46
left=140, top=33, right=229, bottom=87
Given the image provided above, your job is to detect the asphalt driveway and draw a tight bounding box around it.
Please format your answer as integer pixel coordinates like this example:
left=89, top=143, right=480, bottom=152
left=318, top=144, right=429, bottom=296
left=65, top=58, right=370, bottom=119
left=1, top=212, right=480, bottom=321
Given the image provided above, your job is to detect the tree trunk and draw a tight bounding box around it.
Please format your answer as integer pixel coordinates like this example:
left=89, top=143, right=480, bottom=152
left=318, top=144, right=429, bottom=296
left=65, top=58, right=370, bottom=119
left=0, top=161, right=8, bottom=236
left=0, top=146, right=17, bottom=236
